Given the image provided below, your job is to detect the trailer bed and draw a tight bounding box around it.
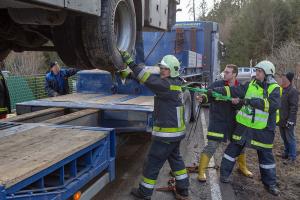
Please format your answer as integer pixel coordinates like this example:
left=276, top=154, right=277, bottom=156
left=15, top=93, right=155, bottom=133
left=0, top=122, right=116, bottom=200
left=0, top=126, right=105, bottom=188
left=16, top=93, right=154, bottom=113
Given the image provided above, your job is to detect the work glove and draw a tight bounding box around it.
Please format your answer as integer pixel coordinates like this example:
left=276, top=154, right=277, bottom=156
left=119, top=50, right=134, bottom=66
left=239, top=98, right=251, bottom=106
left=196, top=94, right=207, bottom=104
left=118, top=67, right=132, bottom=79
left=286, top=121, right=295, bottom=129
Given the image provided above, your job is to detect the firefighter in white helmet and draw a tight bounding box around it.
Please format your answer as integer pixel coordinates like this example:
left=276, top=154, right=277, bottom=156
left=119, top=51, right=189, bottom=200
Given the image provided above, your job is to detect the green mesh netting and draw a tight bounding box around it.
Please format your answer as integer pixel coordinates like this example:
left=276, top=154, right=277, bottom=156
left=6, top=76, right=35, bottom=110
left=5, top=75, right=76, bottom=110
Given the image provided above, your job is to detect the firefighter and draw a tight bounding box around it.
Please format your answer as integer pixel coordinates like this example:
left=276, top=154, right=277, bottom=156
left=196, top=64, right=253, bottom=182
left=45, top=61, right=79, bottom=97
left=218, top=61, right=281, bottom=196
left=0, top=70, right=11, bottom=119
left=119, top=51, right=189, bottom=200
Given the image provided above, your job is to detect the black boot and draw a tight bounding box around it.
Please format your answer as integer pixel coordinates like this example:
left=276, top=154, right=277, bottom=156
left=175, top=188, right=189, bottom=200
left=131, top=188, right=151, bottom=200
left=264, top=185, right=280, bottom=196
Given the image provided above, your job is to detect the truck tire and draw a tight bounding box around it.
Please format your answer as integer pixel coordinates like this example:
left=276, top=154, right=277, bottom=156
left=182, top=90, right=192, bottom=125
left=191, top=91, right=200, bottom=122
left=52, top=16, right=93, bottom=69
left=81, top=0, right=136, bottom=72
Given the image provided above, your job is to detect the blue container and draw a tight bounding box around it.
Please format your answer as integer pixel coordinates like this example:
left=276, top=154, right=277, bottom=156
left=177, top=50, right=197, bottom=68
left=139, top=21, right=219, bottom=79
left=77, top=70, right=113, bottom=94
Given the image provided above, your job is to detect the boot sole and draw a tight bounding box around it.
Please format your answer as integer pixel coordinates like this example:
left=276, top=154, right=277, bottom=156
left=197, top=174, right=206, bottom=182
left=197, top=178, right=207, bottom=182
left=264, top=186, right=280, bottom=196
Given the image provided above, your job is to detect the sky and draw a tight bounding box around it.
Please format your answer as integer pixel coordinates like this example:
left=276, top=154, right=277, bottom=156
left=176, top=0, right=215, bottom=22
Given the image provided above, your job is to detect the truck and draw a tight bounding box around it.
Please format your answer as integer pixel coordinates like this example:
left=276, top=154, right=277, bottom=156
left=237, top=67, right=256, bottom=83
left=0, top=0, right=179, bottom=71
left=0, top=21, right=220, bottom=200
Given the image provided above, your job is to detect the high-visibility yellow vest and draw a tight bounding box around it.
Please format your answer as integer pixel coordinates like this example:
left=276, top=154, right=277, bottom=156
left=236, top=80, right=280, bottom=130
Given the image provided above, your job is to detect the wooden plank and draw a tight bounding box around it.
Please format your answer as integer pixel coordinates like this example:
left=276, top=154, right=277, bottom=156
left=118, top=96, right=154, bottom=106
left=87, top=94, right=128, bottom=104
left=43, top=109, right=99, bottom=124
left=0, top=126, right=106, bottom=188
left=43, top=93, right=129, bottom=105
left=43, top=93, right=101, bottom=102
left=1, top=108, right=65, bottom=122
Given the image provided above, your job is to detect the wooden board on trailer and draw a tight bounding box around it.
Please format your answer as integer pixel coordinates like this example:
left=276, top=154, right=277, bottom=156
left=1, top=107, right=65, bottom=122
left=43, top=109, right=99, bottom=124
left=117, top=96, right=154, bottom=106
left=42, top=93, right=101, bottom=102
left=42, top=93, right=129, bottom=105
left=0, top=126, right=106, bottom=188
left=88, top=94, right=128, bottom=104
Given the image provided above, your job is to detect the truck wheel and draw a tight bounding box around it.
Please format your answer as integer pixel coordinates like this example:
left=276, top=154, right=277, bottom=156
left=182, top=90, right=192, bottom=125
left=52, top=16, right=93, bottom=69
left=191, top=91, right=200, bottom=122
left=81, top=0, right=136, bottom=72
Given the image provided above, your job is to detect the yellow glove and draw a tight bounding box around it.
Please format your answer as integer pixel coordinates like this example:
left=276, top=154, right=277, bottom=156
left=119, top=67, right=132, bottom=79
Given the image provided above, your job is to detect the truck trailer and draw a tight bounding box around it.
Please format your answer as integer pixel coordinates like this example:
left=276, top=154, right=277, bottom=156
left=0, top=0, right=179, bottom=71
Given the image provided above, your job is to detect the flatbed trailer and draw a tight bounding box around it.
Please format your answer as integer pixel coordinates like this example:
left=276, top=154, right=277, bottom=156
left=0, top=69, right=156, bottom=200
left=0, top=122, right=115, bottom=200
left=14, top=93, right=154, bottom=134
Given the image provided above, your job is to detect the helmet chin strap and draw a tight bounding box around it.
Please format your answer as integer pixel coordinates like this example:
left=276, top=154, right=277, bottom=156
left=266, top=75, right=276, bottom=84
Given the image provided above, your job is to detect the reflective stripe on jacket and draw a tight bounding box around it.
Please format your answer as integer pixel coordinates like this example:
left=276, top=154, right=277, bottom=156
left=128, top=63, right=186, bottom=142
left=206, top=80, right=241, bottom=142
left=227, top=80, right=281, bottom=151
left=236, top=80, right=280, bottom=129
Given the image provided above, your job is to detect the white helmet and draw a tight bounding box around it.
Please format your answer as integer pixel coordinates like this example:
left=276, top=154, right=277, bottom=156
left=255, top=60, right=275, bottom=76
left=158, top=55, right=180, bottom=78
